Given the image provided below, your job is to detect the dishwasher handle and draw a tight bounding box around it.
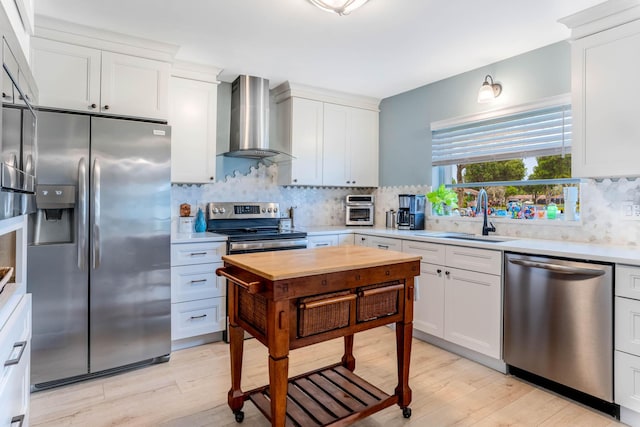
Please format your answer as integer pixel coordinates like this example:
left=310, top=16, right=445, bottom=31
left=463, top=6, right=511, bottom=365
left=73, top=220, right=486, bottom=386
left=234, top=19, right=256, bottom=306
left=508, top=258, right=606, bottom=278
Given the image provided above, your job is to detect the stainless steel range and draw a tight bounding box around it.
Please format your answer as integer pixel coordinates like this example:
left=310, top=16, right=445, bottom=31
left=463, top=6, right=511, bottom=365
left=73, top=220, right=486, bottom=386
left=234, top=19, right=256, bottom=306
left=207, top=202, right=307, bottom=253
left=207, top=202, right=307, bottom=342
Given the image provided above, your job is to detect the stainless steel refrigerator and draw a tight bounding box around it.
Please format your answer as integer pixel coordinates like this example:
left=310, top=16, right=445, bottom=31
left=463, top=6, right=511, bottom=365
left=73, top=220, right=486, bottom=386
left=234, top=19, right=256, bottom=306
left=27, top=110, right=171, bottom=388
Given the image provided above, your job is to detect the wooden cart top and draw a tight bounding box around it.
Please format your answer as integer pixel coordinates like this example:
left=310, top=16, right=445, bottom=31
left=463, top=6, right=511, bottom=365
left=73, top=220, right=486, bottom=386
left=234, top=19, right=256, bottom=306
left=221, top=246, right=421, bottom=281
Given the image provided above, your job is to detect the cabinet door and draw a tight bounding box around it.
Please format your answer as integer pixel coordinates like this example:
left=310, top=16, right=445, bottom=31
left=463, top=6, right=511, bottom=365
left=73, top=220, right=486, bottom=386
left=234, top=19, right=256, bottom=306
left=101, top=51, right=169, bottom=120
left=337, top=233, right=355, bottom=246
left=323, top=103, right=350, bottom=186
left=169, top=76, right=217, bottom=183
left=414, top=263, right=445, bottom=337
left=349, top=108, right=378, bottom=187
left=290, top=98, right=324, bottom=185
left=367, top=235, right=402, bottom=251
left=30, top=38, right=101, bottom=111
left=444, top=267, right=501, bottom=358
left=354, top=234, right=368, bottom=246
left=572, top=19, right=640, bottom=178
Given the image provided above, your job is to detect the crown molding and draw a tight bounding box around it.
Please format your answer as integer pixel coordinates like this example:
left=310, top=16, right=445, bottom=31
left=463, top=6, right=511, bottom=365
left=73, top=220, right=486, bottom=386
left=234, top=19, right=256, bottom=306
left=559, top=0, right=640, bottom=39
left=272, top=81, right=380, bottom=111
left=34, top=15, right=179, bottom=62
left=171, top=60, right=222, bottom=84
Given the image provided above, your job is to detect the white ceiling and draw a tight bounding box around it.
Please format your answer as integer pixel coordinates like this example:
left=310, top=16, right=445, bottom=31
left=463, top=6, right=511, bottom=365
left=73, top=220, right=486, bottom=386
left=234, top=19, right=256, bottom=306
left=34, top=0, right=605, bottom=99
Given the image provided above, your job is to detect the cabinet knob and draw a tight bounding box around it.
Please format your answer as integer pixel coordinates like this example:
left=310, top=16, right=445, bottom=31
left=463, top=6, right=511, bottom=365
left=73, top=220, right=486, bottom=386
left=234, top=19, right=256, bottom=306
left=346, top=181, right=351, bottom=184
left=89, top=103, right=97, bottom=109
left=445, top=271, right=450, bottom=276
left=103, top=105, right=110, bottom=110
left=209, top=176, right=214, bottom=181
left=352, top=181, right=356, bottom=184
left=437, top=269, right=442, bottom=274
left=293, top=179, right=298, bottom=183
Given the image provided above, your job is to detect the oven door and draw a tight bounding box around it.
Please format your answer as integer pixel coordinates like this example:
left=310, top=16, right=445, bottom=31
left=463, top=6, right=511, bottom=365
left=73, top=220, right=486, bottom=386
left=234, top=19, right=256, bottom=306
left=346, top=205, right=374, bottom=226
left=228, top=238, right=308, bottom=254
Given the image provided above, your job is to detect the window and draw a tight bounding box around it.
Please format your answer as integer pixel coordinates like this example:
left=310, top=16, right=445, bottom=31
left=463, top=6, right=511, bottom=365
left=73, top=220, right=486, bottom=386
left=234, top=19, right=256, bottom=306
left=430, top=95, right=580, bottom=220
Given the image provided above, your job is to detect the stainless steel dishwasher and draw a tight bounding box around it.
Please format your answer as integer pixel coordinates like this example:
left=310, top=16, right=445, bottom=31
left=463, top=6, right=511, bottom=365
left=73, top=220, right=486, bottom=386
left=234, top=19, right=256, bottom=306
left=504, top=253, right=614, bottom=404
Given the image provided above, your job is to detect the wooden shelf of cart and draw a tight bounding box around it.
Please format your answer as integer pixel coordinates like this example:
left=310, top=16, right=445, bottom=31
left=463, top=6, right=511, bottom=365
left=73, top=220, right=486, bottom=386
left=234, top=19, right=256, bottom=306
left=216, top=246, right=421, bottom=427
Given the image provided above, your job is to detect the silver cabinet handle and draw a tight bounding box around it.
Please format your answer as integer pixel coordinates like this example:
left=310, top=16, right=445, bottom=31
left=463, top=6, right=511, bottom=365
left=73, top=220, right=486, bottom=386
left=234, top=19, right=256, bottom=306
left=190, top=279, right=207, bottom=284
left=10, top=415, right=24, bottom=427
left=508, top=258, right=606, bottom=277
left=189, top=252, right=207, bottom=256
left=77, top=157, right=88, bottom=270
left=92, top=159, right=101, bottom=269
left=4, top=341, right=26, bottom=366
left=315, top=243, right=329, bottom=247
left=377, top=244, right=389, bottom=249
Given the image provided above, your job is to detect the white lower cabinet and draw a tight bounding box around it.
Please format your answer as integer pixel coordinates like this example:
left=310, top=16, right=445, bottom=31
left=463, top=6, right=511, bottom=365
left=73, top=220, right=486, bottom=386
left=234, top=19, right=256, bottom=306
left=354, top=234, right=402, bottom=251
left=307, top=234, right=339, bottom=248
left=337, top=234, right=354, bottom=246
left=615, top=264, right=640, bottom=416
left=402, top=239, right=502, bottom=359
left=0, top=294, right=31, bottom=427
left=170, top=241, right=226, bottom=347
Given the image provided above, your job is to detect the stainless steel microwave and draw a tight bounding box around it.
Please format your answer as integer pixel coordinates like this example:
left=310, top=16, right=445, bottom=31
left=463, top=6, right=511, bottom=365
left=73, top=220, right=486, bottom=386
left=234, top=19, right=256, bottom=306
left=0, top=37, right=37, bottom=219
left=346, top=194, right=374, bottom=226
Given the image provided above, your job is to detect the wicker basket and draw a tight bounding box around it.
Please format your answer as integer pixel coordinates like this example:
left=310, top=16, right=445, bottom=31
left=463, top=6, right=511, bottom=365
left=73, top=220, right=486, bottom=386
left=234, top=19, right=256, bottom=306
left=238, top=290, right=267, bottom=334
left=357, top=280, right=402, bottom=322
left=298, top=291, right=354, bottom=337
left=0, top=267, right=13, bottom=295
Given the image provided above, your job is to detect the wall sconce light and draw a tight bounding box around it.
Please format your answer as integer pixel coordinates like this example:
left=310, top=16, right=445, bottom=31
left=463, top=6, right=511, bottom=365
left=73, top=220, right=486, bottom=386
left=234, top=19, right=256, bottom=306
left=307, top=0, right=370, bottom=15
left=477, top=75, right=502, bottom=103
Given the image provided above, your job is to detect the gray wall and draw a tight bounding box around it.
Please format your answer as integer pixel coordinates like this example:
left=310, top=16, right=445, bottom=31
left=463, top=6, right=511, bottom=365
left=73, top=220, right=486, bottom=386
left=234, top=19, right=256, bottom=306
left=378, top=41, right=572, bottom=186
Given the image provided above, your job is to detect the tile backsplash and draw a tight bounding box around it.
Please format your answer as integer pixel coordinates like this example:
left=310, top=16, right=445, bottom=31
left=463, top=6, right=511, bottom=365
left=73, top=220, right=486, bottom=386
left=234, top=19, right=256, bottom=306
left=172, top=163, right=640, bottom=247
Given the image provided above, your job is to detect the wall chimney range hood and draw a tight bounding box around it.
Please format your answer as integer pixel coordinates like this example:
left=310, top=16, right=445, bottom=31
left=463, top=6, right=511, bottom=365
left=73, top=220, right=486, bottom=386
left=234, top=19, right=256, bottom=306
left=225, top=75, right=282, bottom=159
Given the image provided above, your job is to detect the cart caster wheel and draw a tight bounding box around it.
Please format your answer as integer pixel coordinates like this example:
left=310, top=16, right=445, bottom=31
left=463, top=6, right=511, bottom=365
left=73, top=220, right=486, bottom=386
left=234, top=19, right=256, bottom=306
left=234, top=411, right=245, bottom=423
left=402, top=407, right=412, bottom=418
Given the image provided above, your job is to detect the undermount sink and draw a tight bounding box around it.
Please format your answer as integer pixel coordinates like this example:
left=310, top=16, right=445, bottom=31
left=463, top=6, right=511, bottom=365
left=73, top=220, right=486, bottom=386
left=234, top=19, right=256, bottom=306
left=413, top=231, right=515, bottom=243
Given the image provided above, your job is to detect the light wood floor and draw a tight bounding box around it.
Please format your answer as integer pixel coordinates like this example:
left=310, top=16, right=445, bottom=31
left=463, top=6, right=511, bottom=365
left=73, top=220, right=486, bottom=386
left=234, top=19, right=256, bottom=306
left=30, top=327, right=624, bottom=426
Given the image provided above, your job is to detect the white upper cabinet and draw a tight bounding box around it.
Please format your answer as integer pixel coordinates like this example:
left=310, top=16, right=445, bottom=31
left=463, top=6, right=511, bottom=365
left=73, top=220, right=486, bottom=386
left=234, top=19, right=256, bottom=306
left=31, top=37, right=170, bottom=120
left=273, top=82, right=380, bottom=187
left=562, top=2, right=640, bottom=178
left=322, top=103, right=379, bottom=187
left=277, top=97, right=324, bottom=186
left=169, top=68, right=219, bottom=183
left=0, top=0, right=34, bottom=62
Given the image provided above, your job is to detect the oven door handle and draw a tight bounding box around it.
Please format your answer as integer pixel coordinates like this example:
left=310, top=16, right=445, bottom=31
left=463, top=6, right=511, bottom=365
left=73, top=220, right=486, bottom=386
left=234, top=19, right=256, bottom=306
left=216, top=268, right=263, bottom=294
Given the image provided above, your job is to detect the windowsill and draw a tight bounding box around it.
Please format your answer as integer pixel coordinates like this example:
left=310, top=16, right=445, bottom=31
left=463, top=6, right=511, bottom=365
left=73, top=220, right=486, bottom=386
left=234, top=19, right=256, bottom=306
left=427, top=215, right=583, bottom=227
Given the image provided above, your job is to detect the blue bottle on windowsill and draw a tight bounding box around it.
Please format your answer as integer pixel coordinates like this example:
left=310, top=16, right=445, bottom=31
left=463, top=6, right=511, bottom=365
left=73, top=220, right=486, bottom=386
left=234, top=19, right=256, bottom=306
left=194, top=208, right=206, bottom=233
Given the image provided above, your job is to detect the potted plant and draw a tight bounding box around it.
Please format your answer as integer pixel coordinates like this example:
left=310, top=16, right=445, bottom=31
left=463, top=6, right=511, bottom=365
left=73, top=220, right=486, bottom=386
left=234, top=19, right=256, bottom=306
left=427, top=184, right=458, bottom=215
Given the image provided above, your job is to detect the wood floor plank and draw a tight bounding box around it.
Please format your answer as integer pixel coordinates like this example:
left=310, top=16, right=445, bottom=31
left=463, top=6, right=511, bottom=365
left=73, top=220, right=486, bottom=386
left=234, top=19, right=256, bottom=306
left=30, top=327, right=624, bottom=427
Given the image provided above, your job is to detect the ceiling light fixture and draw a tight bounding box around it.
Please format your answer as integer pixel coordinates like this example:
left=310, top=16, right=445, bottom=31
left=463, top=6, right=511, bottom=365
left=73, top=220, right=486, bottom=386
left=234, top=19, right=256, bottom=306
left=307, top=0, right=370, bottom=15
left=477, top=75, right=502, bottom=103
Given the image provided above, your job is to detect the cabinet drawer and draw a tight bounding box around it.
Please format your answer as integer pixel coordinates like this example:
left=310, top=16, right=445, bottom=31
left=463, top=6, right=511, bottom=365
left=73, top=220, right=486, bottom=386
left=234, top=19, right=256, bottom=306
left=171, top=298, right=226, bottom=340
left=171, top=263, right=225, bottom=303
left=615, top=350, right=640, bottom=411
left=0, top=295, right=31, bottom=427
left=445, top=246, right=501, bottom=275
left=307, top=235, right=339, bottom=248
left=616, top=265, right=640, bottom=300
left=402, top=240, right=446, bottom=265
left=171, top=241, right=225, bottom=266
left=615, top=296, right=640, bottom=356
left=367, top=236, right=402, bottom=251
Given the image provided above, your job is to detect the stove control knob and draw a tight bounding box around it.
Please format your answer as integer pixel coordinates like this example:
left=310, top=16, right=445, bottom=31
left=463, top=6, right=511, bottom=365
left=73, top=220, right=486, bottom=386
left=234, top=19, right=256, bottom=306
left=274, top=207, right=278, bottom=213
left=213, top=208, right=219, bottom=214
left=262, top=208, right=266, bottom=213
left=267, top=208, right=273, bottom=213
left=220, top=208, right=226, bottom=213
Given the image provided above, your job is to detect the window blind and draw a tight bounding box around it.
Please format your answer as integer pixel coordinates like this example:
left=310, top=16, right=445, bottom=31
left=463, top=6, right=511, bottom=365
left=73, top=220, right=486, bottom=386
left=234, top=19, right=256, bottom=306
left=431, top=104, right=571, bottom=166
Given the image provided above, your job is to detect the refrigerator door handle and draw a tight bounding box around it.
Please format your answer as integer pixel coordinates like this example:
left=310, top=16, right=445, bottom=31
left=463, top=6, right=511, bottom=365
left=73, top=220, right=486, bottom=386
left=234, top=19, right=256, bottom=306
left=92, top=158, right=101, bottom=270
left=78, top=157, right=88, bottom=270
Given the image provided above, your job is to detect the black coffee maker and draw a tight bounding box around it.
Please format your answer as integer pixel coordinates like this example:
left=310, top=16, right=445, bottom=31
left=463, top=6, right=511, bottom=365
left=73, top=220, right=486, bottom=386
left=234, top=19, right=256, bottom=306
left=397, top=194, right=426, bottom=230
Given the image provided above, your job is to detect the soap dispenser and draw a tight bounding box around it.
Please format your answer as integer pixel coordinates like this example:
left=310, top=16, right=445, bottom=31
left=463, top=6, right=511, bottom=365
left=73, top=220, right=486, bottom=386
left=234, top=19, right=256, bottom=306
left=194, top=207, right=206, bottom=233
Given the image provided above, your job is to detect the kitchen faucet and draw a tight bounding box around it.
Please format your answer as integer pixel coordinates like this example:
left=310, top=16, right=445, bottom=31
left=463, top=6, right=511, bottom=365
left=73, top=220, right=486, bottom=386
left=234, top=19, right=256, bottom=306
left=477, top=189, right=496, bottom=236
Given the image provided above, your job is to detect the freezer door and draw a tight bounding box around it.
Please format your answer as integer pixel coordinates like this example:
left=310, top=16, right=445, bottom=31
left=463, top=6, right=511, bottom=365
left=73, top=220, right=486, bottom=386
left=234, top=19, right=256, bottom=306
left=89, top=117, right=171, bottom=372
left=28, top=111, right=91, bottom=385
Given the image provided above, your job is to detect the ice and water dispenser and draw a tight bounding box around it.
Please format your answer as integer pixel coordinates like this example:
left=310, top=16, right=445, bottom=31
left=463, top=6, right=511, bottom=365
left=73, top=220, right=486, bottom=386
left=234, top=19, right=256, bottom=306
left=31, top=185, right=76, bottom=244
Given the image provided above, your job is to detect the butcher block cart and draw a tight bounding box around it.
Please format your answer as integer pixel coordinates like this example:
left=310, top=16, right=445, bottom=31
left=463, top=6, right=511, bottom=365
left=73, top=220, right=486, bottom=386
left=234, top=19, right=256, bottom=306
left=216, top=245, right=421, bottom=427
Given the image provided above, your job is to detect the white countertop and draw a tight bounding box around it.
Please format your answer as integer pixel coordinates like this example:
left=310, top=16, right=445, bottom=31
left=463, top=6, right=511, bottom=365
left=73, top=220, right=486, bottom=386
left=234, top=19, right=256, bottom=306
left=171, top=231, right=227, bottom=244
left=299, top=225, right=640, bottom=267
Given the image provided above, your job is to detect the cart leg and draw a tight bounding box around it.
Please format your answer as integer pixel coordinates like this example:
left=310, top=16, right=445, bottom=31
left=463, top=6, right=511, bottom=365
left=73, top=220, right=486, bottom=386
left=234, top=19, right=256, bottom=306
left=228, top=322, right=245, bottom=414
left=341, top=334, right=356, bottom=371
left=394, top=320, right=413, bottom=408
left=269, top=354, right=289, bottom=427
